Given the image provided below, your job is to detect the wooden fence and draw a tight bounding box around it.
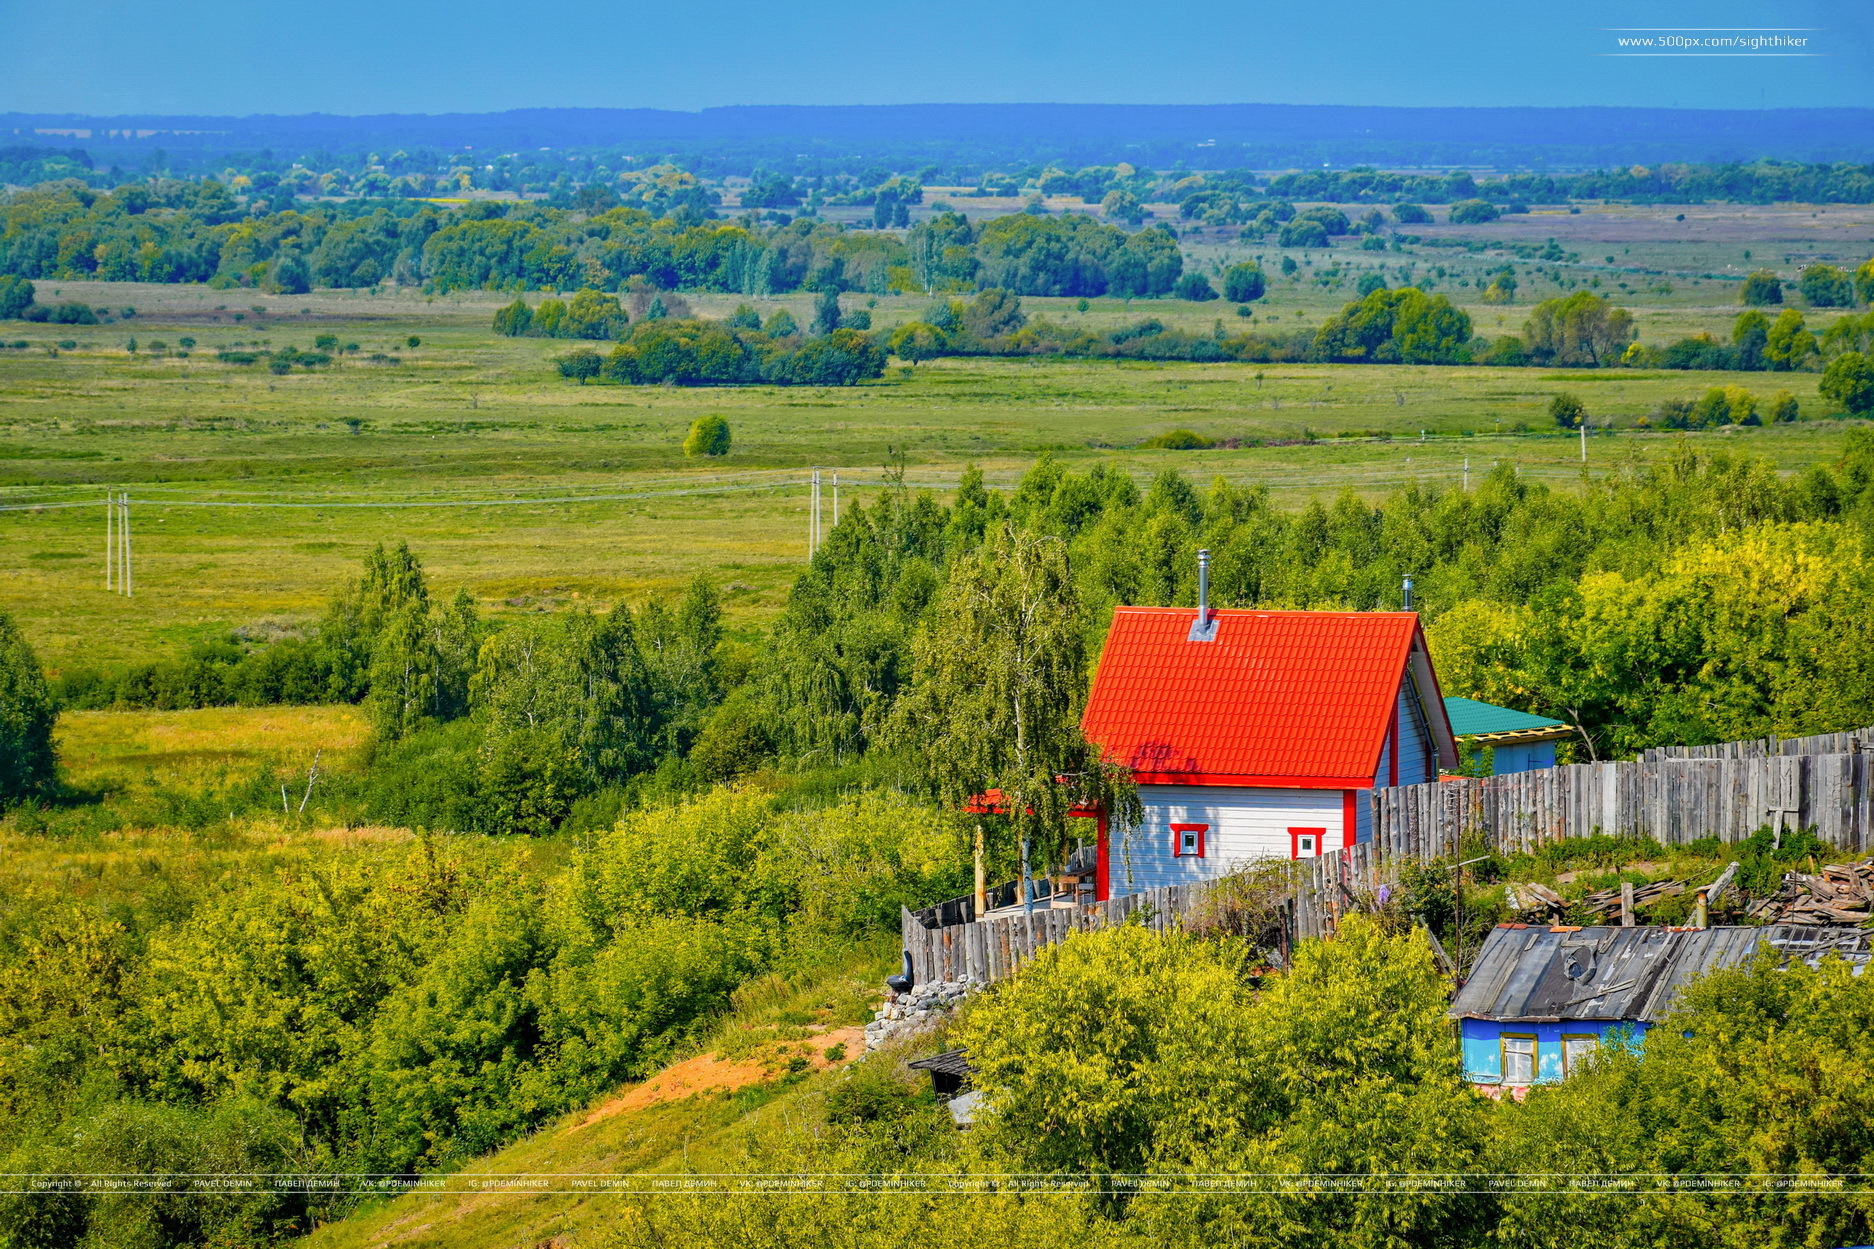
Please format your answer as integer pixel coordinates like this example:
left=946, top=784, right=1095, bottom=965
left=902, top=881, right=1212, bottom=986
left=1640, top=728, right=1874, bottom=761
left=1373, top=749, right=1874, bottom=856
left=902, top=725, right=1874, bottom=987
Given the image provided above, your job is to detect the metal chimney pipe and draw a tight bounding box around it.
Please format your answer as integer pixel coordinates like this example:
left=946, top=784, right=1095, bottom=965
left=1188, top=549, right=1218, bottom=641
left=1402, top=574, right=1414, bottom=611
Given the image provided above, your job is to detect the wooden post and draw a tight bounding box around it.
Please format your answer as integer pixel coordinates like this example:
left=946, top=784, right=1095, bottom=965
left=974, top=824, right=987, bottom=916
left=1619, top=880, right=1634, bottom=927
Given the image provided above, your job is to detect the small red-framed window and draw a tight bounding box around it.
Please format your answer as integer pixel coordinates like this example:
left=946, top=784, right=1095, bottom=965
left=1290, top=827, right=1327, bottom=859
left=1171, top=823, right=1208, bottom=858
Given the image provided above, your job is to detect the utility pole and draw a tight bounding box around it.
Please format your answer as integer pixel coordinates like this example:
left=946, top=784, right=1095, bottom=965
left=1463, top=457, right=1469, bottom=491
left=1580, top=416, right=1588, bottom=463
left=832, top=470, right=839, bottom=528
left=121, top=492, right=132, bottom=597
left=808, top=469, right=821, bottom=556
left=104, top=489, right=114, bottom=591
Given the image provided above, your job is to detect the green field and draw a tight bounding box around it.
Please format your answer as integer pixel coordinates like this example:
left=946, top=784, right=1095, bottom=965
left=0, top=270, right=1863, bottom=673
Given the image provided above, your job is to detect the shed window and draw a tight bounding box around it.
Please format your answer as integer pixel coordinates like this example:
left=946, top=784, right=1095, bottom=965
left=1562, top=1034, right=1599, bottom=1075
left=1171, top=823, right=1207, bottom=857
left=1289, top=827, right=1327, bottom=859
left=1502, top=1035, right=1537, bottom=1085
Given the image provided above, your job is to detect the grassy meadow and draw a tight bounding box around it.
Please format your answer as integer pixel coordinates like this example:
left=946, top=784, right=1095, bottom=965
left=1, top=261, right=1866, bottom=674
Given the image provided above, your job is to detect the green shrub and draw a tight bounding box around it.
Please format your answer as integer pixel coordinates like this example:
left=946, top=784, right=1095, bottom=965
left=1448, top=199, right=1500, bottom=225
left=1136, top=429, right=1214, bottom=450
left=683, top=414, right=732, bottom=457
left=0, top=611, right=56, bottom=806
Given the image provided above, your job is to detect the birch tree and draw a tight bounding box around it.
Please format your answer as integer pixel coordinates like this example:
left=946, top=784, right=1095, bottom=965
left=893, top=522, right=1137, bottom=866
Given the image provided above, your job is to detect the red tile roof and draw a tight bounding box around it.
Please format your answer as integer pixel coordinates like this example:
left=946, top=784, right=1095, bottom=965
left=1082, top=607, right=1440, bottom=789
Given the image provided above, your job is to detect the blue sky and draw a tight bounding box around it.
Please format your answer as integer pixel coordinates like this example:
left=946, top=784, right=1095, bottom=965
left=0, top=0, right=1868, bottom=114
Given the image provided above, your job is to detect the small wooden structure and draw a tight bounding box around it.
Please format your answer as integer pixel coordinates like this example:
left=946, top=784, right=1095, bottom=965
left=1442, top=696, right=1574, bottom=775
left=1450, top=923, right=1874, bottom=1091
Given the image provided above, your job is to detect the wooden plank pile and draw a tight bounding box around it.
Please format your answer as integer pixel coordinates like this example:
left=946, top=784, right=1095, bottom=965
left=1580, top=879, right=1685, bottom=920
left=1747, top=860, right=1874, bottom=925
left=1502, top=881, right=1567, bottom=919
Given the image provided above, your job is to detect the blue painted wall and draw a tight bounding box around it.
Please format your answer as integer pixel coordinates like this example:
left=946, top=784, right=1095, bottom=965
left=1491, top=741, right=1557, bottom=775
left=1459, top=1017, right=1647, bottom=1084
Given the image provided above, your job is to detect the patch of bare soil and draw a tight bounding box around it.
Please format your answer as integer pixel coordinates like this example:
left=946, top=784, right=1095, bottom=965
left=575, top=1025, right=865, bottom=1131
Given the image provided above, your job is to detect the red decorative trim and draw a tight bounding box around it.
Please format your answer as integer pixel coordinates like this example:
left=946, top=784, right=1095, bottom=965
left=1290, top=827, right=1327, bottom=859
left=1095, top=811, right=1110, bottom=902
left=1171, top=822, right=1208, bottom=858
left=1343, top=790, right=1358, bottom=848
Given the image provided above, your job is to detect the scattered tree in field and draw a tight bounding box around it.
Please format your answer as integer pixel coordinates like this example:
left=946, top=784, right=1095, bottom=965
left=1822, top=351, right=1874, bottom=414
left=1448, top=199, right=1500, bottom=224
left=1857, top=258, right=1874, bottom=306
left=1765, top=308, right=1816, bottom=371
left=1732, top=309, right=1771, bottom=370
left=559, top=289, right=627, bottom=340
left=1740, top=269, right=1785, bottom=305
left=1278, top=219, right=1330, bottom=249
left=405, top=336, right=421, bottom=349
left=892, top=523, right=1137, bottom=869
left=1799, top=263, right=1855, bottom=307
left=683, top=414, right=732, bottom=457
left=1100, top=188, right=1144, bottom=225
left=555, top=349, right=602, bottom=382
left=1222, top=263, right=1266, bottom=303
left=270, top=254, right=311, bottom=295
left=1294, top=206, right=1351, bottom=236
left=0, top=275, right=33, bottom=319
left=1692, top=385, right=1757, bottom=427
left=492, top=298, right=533, bottom=336
left=1769, top=390, right=1800, bottom=423
left=1313, top=287, right=1474, bottom=364
left=1173, top=272, right=1218, bottom=301
left=888, top=321, right=944, bottom=363
left=1357, top=272, right=1388, bottom=297
left=1393, top=202, right=1432, bottom=224
left=0, top=611, right=56, bottom=805
left=1523, top=291, right=1635, bottom=367
left=1549, top=392, right=1587, bottom=430
left=761, top=309, right=798, bottom=337
left=811, top=288, right=841, bottom=336
left=726, top=304, right=760, bottom=330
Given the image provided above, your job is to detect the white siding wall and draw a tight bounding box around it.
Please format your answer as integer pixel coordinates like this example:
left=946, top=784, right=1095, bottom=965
left=1113, top=784, right=1345, bottom=896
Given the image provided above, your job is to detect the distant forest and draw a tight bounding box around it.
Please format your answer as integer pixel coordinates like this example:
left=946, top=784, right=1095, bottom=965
left=7, top=102, right=1874, bottom=178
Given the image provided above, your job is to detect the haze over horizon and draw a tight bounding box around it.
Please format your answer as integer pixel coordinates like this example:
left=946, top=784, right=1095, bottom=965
left=0, top=0, right=1868, bottom=116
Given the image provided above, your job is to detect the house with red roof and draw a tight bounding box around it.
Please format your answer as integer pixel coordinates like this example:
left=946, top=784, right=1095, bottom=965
left=1082, top=597, right=1457, bottom=900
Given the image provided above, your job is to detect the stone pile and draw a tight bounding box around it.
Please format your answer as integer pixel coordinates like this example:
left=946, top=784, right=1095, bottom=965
left=863, top=978, right=979, bottom=1051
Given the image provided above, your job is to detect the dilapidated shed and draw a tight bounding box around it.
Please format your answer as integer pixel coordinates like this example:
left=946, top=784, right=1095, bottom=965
left=1450, top=923, right=1874, bottom=1089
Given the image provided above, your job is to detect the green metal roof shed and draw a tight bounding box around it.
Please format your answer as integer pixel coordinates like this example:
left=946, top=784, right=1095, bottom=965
left=1443, top=696, right=1569, bottom=739
left=1441, top=697, right=1574, bottom=776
